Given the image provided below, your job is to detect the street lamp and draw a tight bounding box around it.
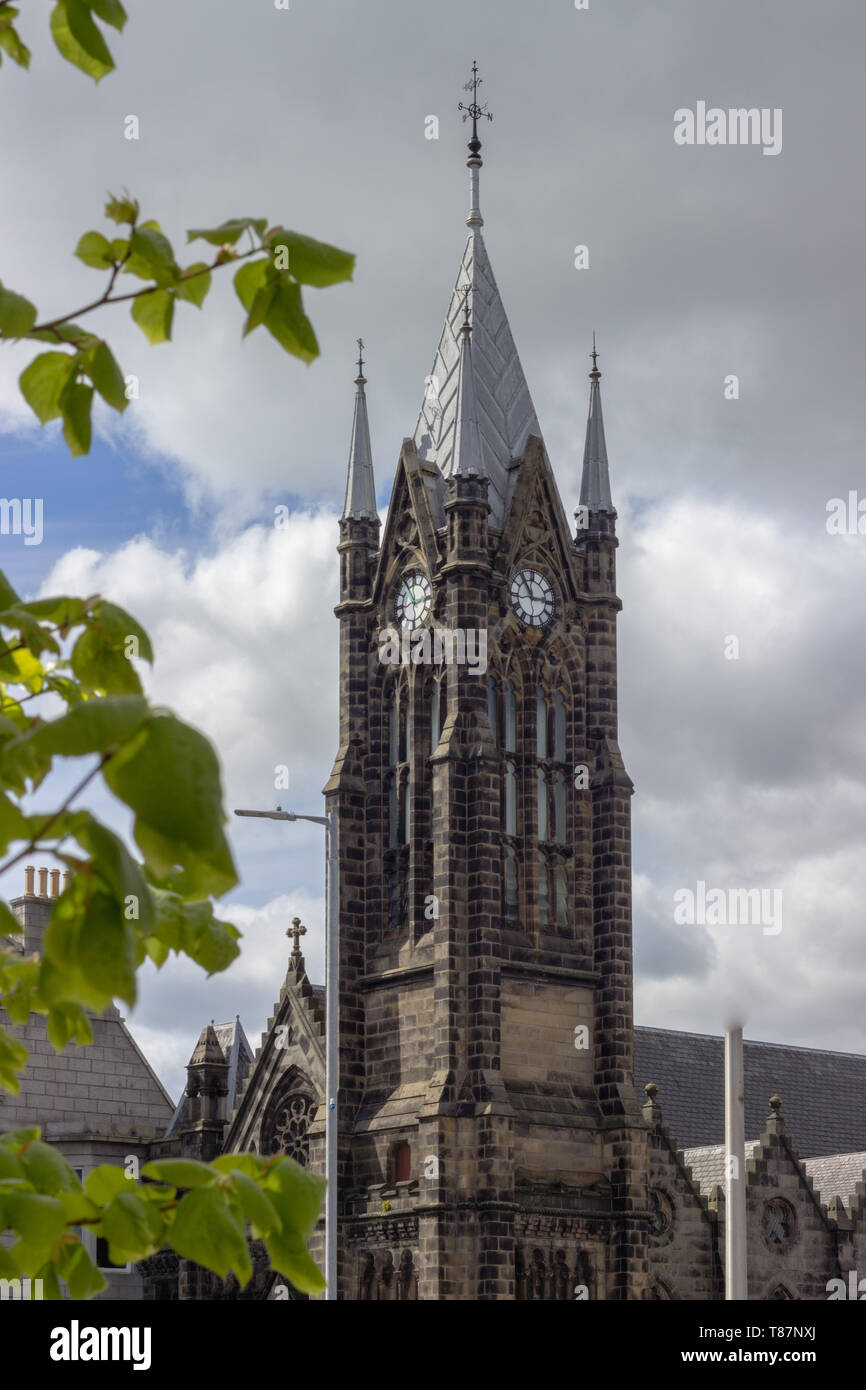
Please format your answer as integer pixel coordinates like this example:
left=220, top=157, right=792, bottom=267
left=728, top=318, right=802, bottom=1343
left=234, top=805, right=339, bottom=1302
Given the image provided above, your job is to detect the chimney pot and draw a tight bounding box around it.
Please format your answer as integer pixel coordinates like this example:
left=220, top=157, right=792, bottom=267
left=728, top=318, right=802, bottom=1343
left=24, top=865, right=35, bottom=896
left=38, top=867, right=49, bottom=898
left=63, top=871, right=71, bottom=892
left=50, top=869, right=61, bottom=898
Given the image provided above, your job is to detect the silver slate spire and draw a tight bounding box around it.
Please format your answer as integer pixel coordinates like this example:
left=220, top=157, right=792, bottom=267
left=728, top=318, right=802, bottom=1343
left=579, top=335, right=613, bottom=513
left=342, top=339, right=378, bottom=521
left=450, top=290, right=485, bottom=477
left=413, top=64, right=540, bottom=526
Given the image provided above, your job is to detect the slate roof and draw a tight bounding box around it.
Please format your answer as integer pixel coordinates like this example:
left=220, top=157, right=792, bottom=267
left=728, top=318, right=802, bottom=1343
left=680, top=1142, right=866, bottom=1210
left=635, top=1026, right=866, bottom=1159
left=413, top=227, right=542, bottom=528
left=166, top=1017, right=254, bottom=1138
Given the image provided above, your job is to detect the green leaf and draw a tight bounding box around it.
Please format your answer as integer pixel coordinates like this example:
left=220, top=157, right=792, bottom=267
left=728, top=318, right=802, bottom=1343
left=0, top=1143, right=26, bottom=1181
left=20, top=1140, right=79, bottom=1195
left=0, top=23, right=31, bottom=70
left=100, top=1189, right=161, bottom=1261
left=5, top=1192, right=67, bottom=1248
left=56, top=1240, right=106, bottom=1299
left=0, top=1028, right=28, bottom=1092
left=0, top=282, right=37, bottom=338
left=0, top=571, right=20, bottom=608
left=18, top=593, right=87, bottom=630
left=169, top=1186, right=252, bottom=1284
left=147, top=890, right=240, bottom=974
left=233, top=258, right=268, bottom=311
left=228, top=1170, right=280, bottom=1236
left=187, top=217, right=267, bottom=247
left=264, top=280, right=318, bottom=364
left=88, top=339, right=127, bottom=411
left=50, top=0, right=114, bottom=81
left=263, top=1227, right=325, bottom=1295
left=84, top=1164, right=127, bottom=1204
left=129, top=224, right=176, bottom=271
left=45, top=1002, right=92, bottom=1052
left=5, top=695, right=149, bottom=766
left=74, top=230, right=115, bottom=270
left=73, top=814, right=155, bottom=936
left=243, top=285, right=275, bottom=338
left=88, top=0, right=126, bottom=31
left=0, top=789, right=29, bottom=855
left=58, top=379, right=94, bottom=457
left=130, top=288, right=174, bottom=344
left=104, top=192, right=139, bottom=225
left=266, top=1156, right=325, bottom=1239
left=42, top=883, right=139, bottom=1009
left=70, top=600, right=153, bottom=694
left=175, top=264, right=211, bottom=308
left=104, top=714, right=238, bottom=900
left=265, top=230, right=355, bottom=288
left=141, top=1158, right=215, bottom=1189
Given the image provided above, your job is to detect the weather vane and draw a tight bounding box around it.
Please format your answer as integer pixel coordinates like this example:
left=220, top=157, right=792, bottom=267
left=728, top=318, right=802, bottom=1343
left=356, top=337, right=365, bottom=380
left=458, top=61, right=493, bottom=154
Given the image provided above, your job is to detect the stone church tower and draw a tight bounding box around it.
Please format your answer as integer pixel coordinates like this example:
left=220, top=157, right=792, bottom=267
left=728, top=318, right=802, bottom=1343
left=312, top=87, right=651, bottom=1300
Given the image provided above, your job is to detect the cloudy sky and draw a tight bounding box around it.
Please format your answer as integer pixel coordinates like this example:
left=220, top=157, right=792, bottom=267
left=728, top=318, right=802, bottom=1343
left=1, top=0, right=864, bottom=1101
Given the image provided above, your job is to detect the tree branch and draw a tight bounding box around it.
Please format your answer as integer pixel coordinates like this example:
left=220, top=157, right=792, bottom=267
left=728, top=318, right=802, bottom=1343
left=30, top=245, right=263, bottom=338
left=0, top=754, right=109, bottom=879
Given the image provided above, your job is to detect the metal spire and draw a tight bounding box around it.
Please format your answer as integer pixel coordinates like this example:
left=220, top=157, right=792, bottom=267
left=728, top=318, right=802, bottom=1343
left=451, top=286, right=486, bottom=478
left=341, top=338, right=378, bottom=521
left=459, top=61, right=492, bottom=231
left=579, top=335, right=613, bottom=513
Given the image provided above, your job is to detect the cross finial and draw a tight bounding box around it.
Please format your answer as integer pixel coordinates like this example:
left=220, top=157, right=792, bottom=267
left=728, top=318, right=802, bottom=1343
left=459, top=60, right=493, bottom=157
left=287, top=915, right=307, bottom=958
left=355, top=337, right=366, bottom=384
left=590, top=331, right=599, bottom=374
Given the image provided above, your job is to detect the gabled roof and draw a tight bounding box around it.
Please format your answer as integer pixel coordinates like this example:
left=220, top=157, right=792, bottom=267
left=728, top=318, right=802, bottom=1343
left=635, top=1026, right=866, bottom=1159
left=681, top=1141, right=866, bottom=1210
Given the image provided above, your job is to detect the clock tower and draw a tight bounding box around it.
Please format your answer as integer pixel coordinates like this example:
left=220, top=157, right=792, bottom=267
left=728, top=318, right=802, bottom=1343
left=312, top=71, right=651, bottom=1300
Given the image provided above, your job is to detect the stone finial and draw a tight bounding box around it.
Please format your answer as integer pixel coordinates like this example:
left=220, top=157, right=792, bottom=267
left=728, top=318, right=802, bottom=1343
left=642, top=1081, right=662, bottom=1124
left=769, top=1094, right=783, bottom=1116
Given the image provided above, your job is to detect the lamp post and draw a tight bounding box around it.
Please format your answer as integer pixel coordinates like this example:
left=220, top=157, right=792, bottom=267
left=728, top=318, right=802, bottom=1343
left=234, top=805, right=339, bottom=1301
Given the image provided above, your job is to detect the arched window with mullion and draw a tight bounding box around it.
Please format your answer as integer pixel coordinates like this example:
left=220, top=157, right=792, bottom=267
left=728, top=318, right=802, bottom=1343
left=500, top=675, right=520, bottom=922
left=385, top=677, right=410, bottom=931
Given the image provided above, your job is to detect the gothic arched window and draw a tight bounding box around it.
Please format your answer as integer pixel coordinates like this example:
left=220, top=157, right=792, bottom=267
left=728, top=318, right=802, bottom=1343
left=498, top=676, right=521, bottom=921
left=536, top=683, right=569, bottom=929
left=385, top=678, right=410, bottom=930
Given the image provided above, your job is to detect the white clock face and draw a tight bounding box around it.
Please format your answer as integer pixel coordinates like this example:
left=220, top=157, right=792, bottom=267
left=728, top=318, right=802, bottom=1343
left=510, top=568, right=554, bottom=628
left=395, top=570, right=431, bottom=629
